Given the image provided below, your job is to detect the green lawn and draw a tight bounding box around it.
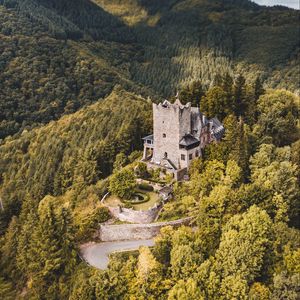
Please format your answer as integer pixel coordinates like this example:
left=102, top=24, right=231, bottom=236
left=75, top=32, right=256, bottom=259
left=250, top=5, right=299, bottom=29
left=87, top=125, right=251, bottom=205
left=104, top=189, right=160, bottom=211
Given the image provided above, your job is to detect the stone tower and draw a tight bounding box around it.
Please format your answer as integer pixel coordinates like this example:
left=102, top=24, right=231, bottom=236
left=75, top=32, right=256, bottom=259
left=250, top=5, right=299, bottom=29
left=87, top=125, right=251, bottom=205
left=142, top=97, right=224, bottom=181
left=152, top=99, right=192, bottom=169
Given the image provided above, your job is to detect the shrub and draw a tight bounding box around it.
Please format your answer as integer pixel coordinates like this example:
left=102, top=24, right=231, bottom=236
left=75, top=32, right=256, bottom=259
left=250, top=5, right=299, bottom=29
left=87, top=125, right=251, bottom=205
left=135, top=162, right=149, bottom=178
left=138, top=183, right=154, bottom=191
left=122, top=192, right=150, bottom=205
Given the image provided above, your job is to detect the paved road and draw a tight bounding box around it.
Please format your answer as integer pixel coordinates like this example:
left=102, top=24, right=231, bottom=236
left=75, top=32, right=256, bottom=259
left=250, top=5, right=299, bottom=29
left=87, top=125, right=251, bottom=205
left=80, top=239, right=155, bottom=269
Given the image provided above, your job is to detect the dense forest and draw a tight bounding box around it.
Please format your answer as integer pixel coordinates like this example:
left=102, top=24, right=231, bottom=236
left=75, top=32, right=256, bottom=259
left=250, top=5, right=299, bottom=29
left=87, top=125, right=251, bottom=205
left=0, top=0, right=299, bottom=299
left=0, top=0, right=299, bottom=138
left=1, top=73, right=299, bottom=299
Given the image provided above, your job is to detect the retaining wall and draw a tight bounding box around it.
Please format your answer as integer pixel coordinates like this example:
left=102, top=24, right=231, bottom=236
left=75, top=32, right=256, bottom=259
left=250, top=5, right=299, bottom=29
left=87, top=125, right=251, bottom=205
left=108, top=205, right=161, bottom=224
left=99, top=217, right=192, bottom=241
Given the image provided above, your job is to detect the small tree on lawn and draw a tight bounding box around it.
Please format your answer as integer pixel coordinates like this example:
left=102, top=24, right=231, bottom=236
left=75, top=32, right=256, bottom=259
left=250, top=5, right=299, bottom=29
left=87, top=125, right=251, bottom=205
left=109, top=168, right=136, bottom=199
left=135, top=162, right=149, bottom=179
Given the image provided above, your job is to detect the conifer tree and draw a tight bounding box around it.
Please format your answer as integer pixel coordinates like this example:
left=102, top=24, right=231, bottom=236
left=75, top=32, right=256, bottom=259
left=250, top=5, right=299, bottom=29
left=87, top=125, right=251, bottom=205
left=233, top=74, right=247, bottom=116
left=0, top=216, right=20, bottom=282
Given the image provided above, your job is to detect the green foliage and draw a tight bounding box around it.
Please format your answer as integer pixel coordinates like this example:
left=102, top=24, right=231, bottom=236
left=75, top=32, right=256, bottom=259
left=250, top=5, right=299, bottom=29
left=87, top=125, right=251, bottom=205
left=168, top=278, right=204, bottom=300
left=178, top=81, right=204, bottom=107
left=201, top=86, right=229, bottom=119
left=109, top=168, right=136, bottom=199
left=137, top=183, right=154, bottom=191
left=0, top=1, right=299, bottom=298
left=272, top=272, right=300, bottom=300
left=203, top=205, right=273, bottom=299
left=135, top=162, right=150, bottom=179
left=0, top=277, right=15, bottom=300
left=0, top=0, right=299, bottom=139
left=254, top=90, right=300, bottom=146
left=250, top=144, right=299, bottom=225
left=204, top=114, right=251, bottom=180
left=249, top=282, right=271, bottom=300
left=134, top=246, right=165, bottom=299
left=0, top=88, right=151, bottom=229
left=75, top=206, right=110, bottom=241
left=113, top=153, right=128, bottom=172
left=122, top=192, right=150, bottom=205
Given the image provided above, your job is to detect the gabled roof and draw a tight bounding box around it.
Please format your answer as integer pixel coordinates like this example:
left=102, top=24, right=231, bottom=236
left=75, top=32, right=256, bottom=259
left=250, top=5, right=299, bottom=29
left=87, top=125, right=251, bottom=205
left=211, top=117, right=222, bottom=128
left=159, top=186, right=173, bottom=196
left=142, top=134, right=154, bottom=141
left=209, top=117, right=225, bottom=140
left=179, top=134, right=199, bottom=146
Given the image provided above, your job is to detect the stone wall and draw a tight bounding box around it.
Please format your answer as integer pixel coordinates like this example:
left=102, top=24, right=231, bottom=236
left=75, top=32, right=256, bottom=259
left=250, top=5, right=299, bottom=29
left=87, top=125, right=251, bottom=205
left=99, top=217, right=192, bottom=241
left=174, top=167, right=188, bottom=181
left=107, top=204, right=161, bottom=224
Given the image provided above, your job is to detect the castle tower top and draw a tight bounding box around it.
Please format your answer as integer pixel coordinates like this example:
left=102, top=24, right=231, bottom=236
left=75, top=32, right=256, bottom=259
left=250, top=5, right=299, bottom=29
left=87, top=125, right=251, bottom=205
left=156, top=99, right=191, bottom=110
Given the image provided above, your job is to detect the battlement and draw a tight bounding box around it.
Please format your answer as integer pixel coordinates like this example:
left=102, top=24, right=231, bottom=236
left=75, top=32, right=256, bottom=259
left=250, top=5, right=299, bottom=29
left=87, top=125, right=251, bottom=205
left=153, top=99, right=192, bottom=112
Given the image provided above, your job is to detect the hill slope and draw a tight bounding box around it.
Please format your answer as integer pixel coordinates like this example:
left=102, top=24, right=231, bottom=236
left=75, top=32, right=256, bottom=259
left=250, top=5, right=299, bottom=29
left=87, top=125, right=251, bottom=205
left=0, top=1, right=153, bottom=139
left=97, top=0, right=299, bottom=93
left=0, top=0, right=299, bottom=139
left=0, top=88, right=152, bottom=230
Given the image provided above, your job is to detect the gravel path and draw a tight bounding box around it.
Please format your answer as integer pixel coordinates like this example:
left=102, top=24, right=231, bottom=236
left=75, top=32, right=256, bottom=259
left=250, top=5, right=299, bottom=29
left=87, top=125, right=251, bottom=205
left=80, top=239, right=155, bottom=269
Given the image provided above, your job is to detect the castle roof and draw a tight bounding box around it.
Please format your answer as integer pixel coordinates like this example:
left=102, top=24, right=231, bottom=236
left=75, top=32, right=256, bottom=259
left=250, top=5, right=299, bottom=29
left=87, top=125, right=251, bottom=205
left=179, top=134, right=199, bottom=147
left=142, top=134, right=153, bottom=141
left=209, top=117, right=225, bottom=140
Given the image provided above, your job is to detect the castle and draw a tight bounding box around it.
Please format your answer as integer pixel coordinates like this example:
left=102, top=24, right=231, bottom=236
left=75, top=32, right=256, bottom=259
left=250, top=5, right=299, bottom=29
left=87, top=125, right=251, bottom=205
left=142, top=97, right=224, bottom=180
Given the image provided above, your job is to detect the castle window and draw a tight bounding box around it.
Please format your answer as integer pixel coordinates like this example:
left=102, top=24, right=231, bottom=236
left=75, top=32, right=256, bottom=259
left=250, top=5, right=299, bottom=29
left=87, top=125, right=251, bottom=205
left=181, top=154, right=185, bottom=161
left=195, top=150, right=199, bottom=157
left=163, top=133, right=166, bottom=138
left=189, top=153, right=193, bottom=160
left=164, top=152, right=168, bottom=158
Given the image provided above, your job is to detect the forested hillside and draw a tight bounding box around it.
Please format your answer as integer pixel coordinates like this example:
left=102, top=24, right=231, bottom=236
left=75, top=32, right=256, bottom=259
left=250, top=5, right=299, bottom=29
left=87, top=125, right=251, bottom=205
left=0, top=88, right=152, bottom=232
left=0, top=0, right=151, bottom=139
left=0, top=72, right=299, bottom=299
left=97, top=0, right=299, bottom=94
left=0, top=0, right=299, bottom=299
left=0, top=0, right=299, bottom=138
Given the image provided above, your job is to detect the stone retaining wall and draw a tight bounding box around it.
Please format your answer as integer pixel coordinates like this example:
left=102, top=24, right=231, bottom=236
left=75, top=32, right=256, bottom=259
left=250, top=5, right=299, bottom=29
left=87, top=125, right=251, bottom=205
left=99, top=217, right=192, bottom=241
left=108, top=205, right=161, bottom=224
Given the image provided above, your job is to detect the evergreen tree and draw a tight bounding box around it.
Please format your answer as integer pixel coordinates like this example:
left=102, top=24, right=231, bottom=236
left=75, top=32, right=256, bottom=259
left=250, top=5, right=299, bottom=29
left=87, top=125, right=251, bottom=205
left=253, top=76, right=265, bottom=101
left=0, top=277, right=15, bottom=300
left=113, top=152, right=128, bottom=172
left=233, top=74, right=247, bottom=116
left=0, top=216, right=20, bottom=283
left=25, top=199, right=78, bottom=298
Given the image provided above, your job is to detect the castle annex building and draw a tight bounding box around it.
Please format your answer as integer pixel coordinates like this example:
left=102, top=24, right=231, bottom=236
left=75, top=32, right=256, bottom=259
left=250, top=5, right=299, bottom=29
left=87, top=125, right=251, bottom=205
left=142, top=98, right=224, bottom=180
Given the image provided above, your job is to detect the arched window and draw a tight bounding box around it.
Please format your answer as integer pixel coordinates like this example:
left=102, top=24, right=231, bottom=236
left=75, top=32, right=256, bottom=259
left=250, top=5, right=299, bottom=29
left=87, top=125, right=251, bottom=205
left=163, top=133, right=166, bottom=138
left=164, top=152, right=168, bottom=158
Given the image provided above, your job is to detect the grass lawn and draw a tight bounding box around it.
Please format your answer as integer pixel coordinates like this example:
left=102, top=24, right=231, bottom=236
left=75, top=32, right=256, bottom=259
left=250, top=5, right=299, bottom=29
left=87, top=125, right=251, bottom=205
left=104, top=189, right=160, bottom=211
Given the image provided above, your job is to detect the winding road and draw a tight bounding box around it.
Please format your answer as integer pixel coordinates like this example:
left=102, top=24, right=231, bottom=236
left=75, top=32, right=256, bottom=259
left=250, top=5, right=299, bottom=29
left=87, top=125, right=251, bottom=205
left=80, top=239, right=155, bottom=269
